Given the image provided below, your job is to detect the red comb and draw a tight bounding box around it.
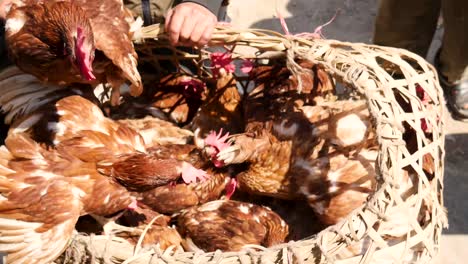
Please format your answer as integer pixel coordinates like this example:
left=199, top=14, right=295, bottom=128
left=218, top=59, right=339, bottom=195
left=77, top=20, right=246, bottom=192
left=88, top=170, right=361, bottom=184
left=179, top=78, right=206, bottom=95
left=416, top=84, right=431, bottom=104
left=210, top=52, right=236, bottom=77
left=75, top=26, right=95, bottom=81
left=204, top=128, right=231, bottom=152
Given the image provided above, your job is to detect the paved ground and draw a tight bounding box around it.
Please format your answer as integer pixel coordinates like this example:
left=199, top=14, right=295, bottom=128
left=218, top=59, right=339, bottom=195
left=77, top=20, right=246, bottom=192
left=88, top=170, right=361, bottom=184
left=226, top=0, right=468, bottom=263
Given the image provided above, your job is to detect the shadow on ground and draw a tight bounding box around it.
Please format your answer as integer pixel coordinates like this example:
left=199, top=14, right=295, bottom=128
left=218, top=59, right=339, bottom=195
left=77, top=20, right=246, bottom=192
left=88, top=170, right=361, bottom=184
left=443, top=133, right=468, bottom=234
left=249, top=0, right=378, bottom=43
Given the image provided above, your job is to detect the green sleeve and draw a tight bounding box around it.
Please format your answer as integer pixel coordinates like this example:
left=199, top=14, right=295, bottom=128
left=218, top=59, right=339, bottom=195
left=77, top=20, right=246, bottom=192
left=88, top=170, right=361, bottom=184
left=180, top=0, right=223, bottom=16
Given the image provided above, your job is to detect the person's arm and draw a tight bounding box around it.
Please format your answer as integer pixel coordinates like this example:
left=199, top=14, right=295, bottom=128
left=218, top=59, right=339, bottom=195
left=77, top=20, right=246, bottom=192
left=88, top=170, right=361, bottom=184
left=165, top=0, right=223, bottom=47
left=181, top=0, right=223, bottom=17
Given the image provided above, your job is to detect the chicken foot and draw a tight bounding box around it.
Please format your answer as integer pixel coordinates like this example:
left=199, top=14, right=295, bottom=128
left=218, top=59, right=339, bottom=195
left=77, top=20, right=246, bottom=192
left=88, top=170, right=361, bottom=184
left=90, top=213, right=141, bottom=236
left=90, top=199, right=140, bottom=236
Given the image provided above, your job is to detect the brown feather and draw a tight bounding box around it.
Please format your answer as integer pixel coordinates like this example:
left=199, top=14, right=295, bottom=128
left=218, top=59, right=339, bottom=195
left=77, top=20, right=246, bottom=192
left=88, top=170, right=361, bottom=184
left=97, top=144, right=204, bottom=192
left=140, top=169, right=230, bottom=214
left=5, top=0, right=142, bottom=105
left=177, top=200, right=288, bottom=252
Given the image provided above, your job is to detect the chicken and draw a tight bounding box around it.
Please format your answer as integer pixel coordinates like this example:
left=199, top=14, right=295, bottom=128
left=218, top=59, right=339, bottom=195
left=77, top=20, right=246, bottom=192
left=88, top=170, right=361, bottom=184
left=118, top=204, right=183, bottom=250
left=0, top=132, right=136, bottom=264
left=97, top=144, right=210, bottom=191
left=149, top=74, right=206, bottom=125
left=204, top=62, right=329, bottom=199
left=230, top=193, right=325, bottom=241
left=205, top=61, right=379, bottom=225
left=0, top=90, right=217, bottom=263
left=294, top=147, right=378, bottom=225
left=177, top=200, right=289, bottom=252
left=0, top=66, right=194, bottom=147
left=4, top=0, right=143, bottom=105
left=188, top=68, right=244, bottom=150
left=109, top=73, right=206, bottom=125
left=290, top=100, right=377, bottom=225
left=0, top=69, right=207, bottom=184
left=395, top=85, right=436, bottom=179
left=140, top=168, right=232, bottom=214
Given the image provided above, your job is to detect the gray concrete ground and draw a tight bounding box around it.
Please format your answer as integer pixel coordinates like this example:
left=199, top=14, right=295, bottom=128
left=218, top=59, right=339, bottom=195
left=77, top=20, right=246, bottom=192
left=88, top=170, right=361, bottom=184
left=226, top=0, right=468, bottom=263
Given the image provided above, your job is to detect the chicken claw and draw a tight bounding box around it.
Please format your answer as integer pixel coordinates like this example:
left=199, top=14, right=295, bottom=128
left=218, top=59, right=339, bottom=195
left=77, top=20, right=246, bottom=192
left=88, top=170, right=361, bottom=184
left=91, top=214, right=140, bottom=235
left=90, top=198, right=140, bottom=235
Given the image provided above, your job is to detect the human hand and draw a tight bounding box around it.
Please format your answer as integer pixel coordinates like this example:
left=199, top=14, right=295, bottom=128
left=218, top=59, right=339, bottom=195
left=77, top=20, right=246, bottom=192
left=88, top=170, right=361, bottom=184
left=165, top=2, right=217, bottom=47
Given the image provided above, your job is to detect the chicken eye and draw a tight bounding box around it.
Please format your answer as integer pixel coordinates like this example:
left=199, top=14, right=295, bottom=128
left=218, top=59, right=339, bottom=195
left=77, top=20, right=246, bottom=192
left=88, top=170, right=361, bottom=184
left=62, top=42, right=73, bottom=57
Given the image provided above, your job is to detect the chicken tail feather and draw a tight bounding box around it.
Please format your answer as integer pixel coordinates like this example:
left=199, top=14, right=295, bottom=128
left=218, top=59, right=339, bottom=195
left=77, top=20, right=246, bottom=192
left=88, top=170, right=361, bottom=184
left=0, top=67, right=65, bottom=125
left=0, top=180, right=81, bottom=264
left=0, top=216, right=78, bottom=264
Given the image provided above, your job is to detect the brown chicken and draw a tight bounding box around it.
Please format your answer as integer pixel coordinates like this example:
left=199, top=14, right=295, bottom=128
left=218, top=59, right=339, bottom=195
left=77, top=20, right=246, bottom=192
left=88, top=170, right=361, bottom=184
left=177, top=200, right=289, bottom=252
left=149, top=74, right=206, bottom=125
left=0, top=66, right=195, bottom=148
left=4, top=0, right=143, bottom=105
left=0, top=69, right=207, bottom=184
left=97, top=144, right=210, bottom=192
left=188, top=69, right=244, bottom=150
left=294, top=101, right=378, bottom=225
left=110, top=73, right=206, bottom=125
left=205, top=62, right=330, bottom=199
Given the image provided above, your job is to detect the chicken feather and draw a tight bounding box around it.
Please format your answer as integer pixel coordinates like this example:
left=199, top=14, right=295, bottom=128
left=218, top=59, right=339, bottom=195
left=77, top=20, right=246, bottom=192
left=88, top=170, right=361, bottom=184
left=207, top=62, right=379, bottom=225
left=0, top=93, right=210, bottom=263
left=5, top=0, right=142, bottom=106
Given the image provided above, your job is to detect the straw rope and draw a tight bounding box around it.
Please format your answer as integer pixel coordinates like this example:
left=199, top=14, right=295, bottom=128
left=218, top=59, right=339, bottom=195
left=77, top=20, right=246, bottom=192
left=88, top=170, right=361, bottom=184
left=58, top=24, right=447, bottom=263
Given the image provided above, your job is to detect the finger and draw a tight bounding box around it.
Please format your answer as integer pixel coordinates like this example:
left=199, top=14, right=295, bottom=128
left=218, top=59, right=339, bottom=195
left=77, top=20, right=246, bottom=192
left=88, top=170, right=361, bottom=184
left=199, top=21, right=215, bottom=46
left=167, top=11, right=186, bottom=45
left=188, top=20, right=209, bottom=46
left=178, top=13, right=197, bottom=44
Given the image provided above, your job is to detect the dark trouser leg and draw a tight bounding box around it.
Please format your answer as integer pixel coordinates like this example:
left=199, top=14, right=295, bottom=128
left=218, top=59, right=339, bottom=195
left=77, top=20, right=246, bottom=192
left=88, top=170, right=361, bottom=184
left=438, top=0, right=468, bottom=83
left=436, top=0, right=468, bottom=117
left=373, top=0, right=441, bottom=58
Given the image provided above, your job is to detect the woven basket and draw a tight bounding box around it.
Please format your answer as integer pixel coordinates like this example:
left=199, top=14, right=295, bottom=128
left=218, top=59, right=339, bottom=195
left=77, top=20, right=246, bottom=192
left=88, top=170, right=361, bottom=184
left=57, top=24, right=448, bottom=264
